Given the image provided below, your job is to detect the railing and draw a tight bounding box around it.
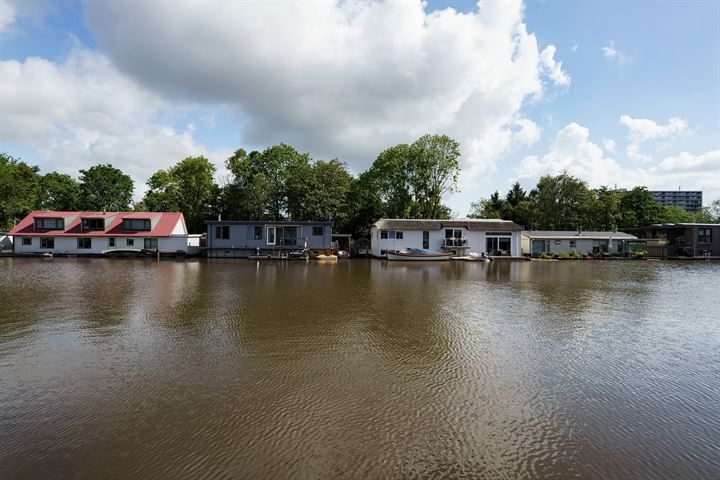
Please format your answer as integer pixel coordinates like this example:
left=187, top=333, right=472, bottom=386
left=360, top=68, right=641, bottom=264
left=444, top=238, right=468, bottom=247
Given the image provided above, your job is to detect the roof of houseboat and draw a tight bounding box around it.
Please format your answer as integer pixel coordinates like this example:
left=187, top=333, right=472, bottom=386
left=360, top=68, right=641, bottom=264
left=372, top=218, right=522, bottom=231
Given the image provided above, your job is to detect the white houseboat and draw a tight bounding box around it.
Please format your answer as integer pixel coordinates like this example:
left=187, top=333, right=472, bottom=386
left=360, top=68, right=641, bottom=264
left=521, top=231, right=638, bottom=257
left=8, top=211, right=200, bottom=256
left=370, top=219, right=523, bottom=258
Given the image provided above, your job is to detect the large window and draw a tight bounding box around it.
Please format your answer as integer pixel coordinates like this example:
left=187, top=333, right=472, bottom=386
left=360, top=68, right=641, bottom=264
left=698, top=228, right=712, bottom=243
left=486, top=236, right=512, bottom=255
left=40, top=237, right=54, bottom=249
left=312, top=226, right=324, bottom=236
left=126, top=238, right=134, bottom=247
left=267, top=226, right=276, bottom=245
left=215, top=225, right=230, bottom=239
left=81, top=218, right=104, bottom=231
left=122, top=219, right=151, bottom=231
left=77, top=238, right=92, bottom=249
left=34, top=218, right=64, bottom=230
left=109, top=238, right=116, bottom=247
left=247, top=226, right=262, bottom=240
left=380, top=230, right=388, bottom=239
left=144, top=238, right=158, bottom=249
left=381, top=230, right=402, bottom=240
left=423, top=231, right=429, bottom=249
left=445, top=228, right=464, bottom=247
left=22, top=236, right=32, bottom=246
left=592, top=240, right=609, bottom=253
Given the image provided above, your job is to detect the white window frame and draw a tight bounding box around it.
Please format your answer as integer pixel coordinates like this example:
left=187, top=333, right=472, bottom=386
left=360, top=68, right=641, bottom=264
left=267, top=226, right=276, bottom=245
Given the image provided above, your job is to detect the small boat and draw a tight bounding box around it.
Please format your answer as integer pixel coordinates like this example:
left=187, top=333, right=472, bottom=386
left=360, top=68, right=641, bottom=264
left=386, top=248, right=452, bottom=261
left=451, top=253, right=492, bottom=262
left=316, top=254, right=338, bottom=261
left=102, top=248, right=143, bottom=257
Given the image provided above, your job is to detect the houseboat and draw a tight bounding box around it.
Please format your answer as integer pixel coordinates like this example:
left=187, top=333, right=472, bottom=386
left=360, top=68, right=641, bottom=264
left=521, top=231, right=638, bottom=257
left=8, top=211, right=200, bottom=256
left=633, top=223, right=719, bottom=258
left=204, top=220, right=332, bottom=258
left=370, top=219, right=523, bottom=258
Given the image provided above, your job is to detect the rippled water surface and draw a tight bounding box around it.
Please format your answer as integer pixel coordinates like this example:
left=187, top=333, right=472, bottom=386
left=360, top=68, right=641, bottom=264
left=0, top=258, right=718, bottom=479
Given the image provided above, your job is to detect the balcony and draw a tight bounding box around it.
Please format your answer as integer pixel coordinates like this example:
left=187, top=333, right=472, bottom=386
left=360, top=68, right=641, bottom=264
left=443, top=238, right=468, bottom=248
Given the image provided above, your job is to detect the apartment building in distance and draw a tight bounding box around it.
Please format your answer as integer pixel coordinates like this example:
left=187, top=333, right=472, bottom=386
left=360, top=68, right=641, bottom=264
left=650, top=190, right=702, bottom=212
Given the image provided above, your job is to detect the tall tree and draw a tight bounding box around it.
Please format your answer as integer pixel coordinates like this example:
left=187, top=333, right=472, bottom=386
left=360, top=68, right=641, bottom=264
left=79, top=164, right=134, bottom=211
left=618, top=187, right=664, bottom=229
left=0, top=153, right=42, bottom=230
left=363, top=144, right=416, bottom=218
left=287, top=159, right=354, bottom=224
left=144, top=156, right=219, bottom=233
left=506, top=182, right=527, bottom=207
left=39, top=172, right=83, bottom=211
left=533, top=172, right=593, bottom=230
left=410, top=134, right=461, bottom=218
left=588, top=187, right=622, bottom=231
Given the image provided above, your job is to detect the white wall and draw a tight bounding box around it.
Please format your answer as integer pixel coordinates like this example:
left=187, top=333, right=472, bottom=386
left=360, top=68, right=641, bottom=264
left=371, top=227, right=520, bottom=256
left=13, top=235, right=193, bottom=254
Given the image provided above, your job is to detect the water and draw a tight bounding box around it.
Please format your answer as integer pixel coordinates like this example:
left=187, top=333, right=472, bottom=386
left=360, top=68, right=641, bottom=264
left=0, top=258, right=718, bottom=479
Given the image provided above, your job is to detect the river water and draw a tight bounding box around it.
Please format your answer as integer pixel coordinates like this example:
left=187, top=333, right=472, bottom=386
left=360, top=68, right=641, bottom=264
left=0, top=258, right=718, bottom=479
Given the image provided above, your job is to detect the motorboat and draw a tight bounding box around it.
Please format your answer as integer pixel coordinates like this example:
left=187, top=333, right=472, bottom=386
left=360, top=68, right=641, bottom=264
left=451, top=252, right=493, bottom=262
left=386, top=248, right=452, bottom=261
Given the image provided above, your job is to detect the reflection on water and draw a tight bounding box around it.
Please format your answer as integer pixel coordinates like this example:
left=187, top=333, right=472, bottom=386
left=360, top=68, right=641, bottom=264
left=0, top=258, right=718, bottom=479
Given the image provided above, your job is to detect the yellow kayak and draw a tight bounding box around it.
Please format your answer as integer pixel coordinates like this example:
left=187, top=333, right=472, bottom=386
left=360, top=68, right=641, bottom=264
left=316, top=254, right=338, bottom=261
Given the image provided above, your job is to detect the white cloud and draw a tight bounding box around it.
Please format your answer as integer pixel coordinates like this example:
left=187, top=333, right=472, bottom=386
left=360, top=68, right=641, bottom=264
left=602, top=40, right=630, bottom=64
left=602, top=138, right=617, bottom=153
left=619, top=115, right=688, bottom=164
left=571, top=44, right=578, bottom=52
left=0, top=0, right=16, bottom=32
left=515, top=122, right=720, bottom=202
left=83, top=0, right=568, bottom=182
left=0, top=48, right=231, bottom=195
left=540, top=45, right=571, bottom=86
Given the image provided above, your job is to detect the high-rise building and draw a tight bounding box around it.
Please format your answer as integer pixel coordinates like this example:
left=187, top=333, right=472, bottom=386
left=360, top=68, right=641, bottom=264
left=650, top=190, right=703, bottom=212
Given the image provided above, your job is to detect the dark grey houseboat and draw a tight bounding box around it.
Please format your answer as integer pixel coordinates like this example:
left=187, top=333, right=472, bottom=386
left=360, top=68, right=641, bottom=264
left=204, top=220, right=332, bottom=258
left=634, top=223, right=719, bottom=258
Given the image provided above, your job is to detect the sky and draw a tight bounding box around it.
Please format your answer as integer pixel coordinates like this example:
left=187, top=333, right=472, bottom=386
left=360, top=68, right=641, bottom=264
left=1, top=0, right=718, bottom=215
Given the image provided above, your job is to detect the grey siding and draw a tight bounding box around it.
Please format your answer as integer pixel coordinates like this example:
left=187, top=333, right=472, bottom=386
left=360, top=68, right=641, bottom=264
left=206, top=222, right=332, bottom=253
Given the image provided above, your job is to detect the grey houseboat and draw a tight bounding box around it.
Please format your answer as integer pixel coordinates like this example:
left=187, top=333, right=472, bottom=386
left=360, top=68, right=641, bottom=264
left=204, top=220, right=332, bottom=258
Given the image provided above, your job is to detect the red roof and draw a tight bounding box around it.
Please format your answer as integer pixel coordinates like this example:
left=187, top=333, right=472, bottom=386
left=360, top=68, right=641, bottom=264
left=8, top=211, right=186, bottom=237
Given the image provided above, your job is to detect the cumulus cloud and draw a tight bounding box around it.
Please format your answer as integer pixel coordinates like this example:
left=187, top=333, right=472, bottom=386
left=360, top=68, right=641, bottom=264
left=515, top=122, right=719, bottom=201
left=540, top=45, right=571, bottom=86
left=620, top=115, right=688, bottom=163
left=0, top=48, right=231, bottom=193
left=602, top=40, right=630, bottom=64
left=83, top=0, right=567, bottom=178
left=0, top=0, right=16, bottom=32
left=602, top=138, right=617, bottom=153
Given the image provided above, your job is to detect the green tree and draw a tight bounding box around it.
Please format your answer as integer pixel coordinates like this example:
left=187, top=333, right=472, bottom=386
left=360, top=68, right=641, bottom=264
left=660, top=205, right=695, bottom=223
left=410, top=134, right=461, bottom=218
left=39, top=172, right=82, bottom=211
left=363, top=144, right=416, bottom=218
left=692, top=199, right=720, bottom=223
left=588, top=187, right=622, bottom=231
left=287, top=159, right=354, bottom=224
left=618, top=187, right=664, bottom=229
left=144, top=156, right=219, bottom=233
left=79, top=164, right=134, bottom=211
left=506, top=182, right=527, bottom=207
left=0, top=153, right=42, bottom=230
left=533, top=172, right=593, bottom=230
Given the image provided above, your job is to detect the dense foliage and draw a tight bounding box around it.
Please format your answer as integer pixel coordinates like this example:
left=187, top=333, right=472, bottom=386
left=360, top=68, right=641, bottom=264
left=2, top=144, right=718, bottom=236
left=469, top=173, right=720, bottom=231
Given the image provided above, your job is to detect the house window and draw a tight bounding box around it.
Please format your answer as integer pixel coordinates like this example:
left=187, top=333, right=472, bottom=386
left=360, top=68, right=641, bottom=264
left=312, top=226, right=324, bottom=236
left=22, top=236, right=32, bottom=246
left=81, top=218, right=104, bottom=231
left=122, top=219, right=151, bottom=231
left=144, top=238, right=158, bottom=249
left=389, top=231, right=396, bottom=239
left=592, top=240, right=609, bottom=253
left=395, top=231, right=403, bottom=239
left=569, top=240, right=576, bottom=248
left=126, top=238, right=134, bottom=247
left=698, top=228, right=712, bottom=243
left=267, top=226, right=276, bottom=245
left=422, top=231, right=429, bottom=249
left=486, top=235, right=512, bottom=255
left=40, top=237, right=54, bottom=249
left=554, top=240, right=561, bottom=245
left=34, top=218, right=64, bottom=230
left=77, top=238, right=92, bottom=249
left=380, top=230, right=388, bottom=239
left=109, top=238, right=116, bottom=247
left=247, top=226, right=262, bottom=240
left=215, top=226, right=230, bottom=239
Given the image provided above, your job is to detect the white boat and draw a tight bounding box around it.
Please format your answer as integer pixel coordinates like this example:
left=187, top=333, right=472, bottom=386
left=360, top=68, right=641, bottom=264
left=386, top=248, right=452, bottom=261
left=451, top=252, right=493, bottom=262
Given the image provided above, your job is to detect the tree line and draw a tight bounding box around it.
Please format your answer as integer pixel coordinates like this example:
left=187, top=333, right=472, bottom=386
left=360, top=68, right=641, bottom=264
left=2, top=141, right=717, bottom=236
left=0, top=134, right=461, bottom=235
left=470, top=172, right=719, bottom=231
